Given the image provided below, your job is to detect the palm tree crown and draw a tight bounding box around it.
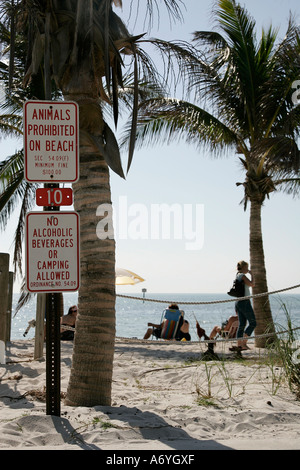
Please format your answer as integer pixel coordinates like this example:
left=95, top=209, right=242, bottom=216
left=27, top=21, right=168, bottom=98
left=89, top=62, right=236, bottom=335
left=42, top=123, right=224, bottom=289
left=132, top=0, right=300, bottom=187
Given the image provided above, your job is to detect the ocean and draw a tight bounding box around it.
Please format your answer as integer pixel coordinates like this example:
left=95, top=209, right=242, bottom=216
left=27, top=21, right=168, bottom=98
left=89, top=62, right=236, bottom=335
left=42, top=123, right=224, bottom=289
left=10, top=291, right=300, bottom=342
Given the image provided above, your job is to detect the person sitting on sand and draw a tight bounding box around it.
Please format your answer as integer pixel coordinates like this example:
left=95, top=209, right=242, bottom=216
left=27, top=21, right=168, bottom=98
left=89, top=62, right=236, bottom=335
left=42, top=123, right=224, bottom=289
left=144, top=304, right=191, bottom=341
left=60, top=305, right=78, bottom=341
left=177, top=319, right=191, bottom=341
left=195, top=316, right=238, bottom=342
left=196, top=317, right=238, bottom=360
left=209, top=314, right=239, bottom=340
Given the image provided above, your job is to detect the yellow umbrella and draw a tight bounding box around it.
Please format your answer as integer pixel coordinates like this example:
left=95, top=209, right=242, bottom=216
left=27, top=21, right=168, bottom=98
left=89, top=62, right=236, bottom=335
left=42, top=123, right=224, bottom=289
left=115, top=268, right=145, bottom=285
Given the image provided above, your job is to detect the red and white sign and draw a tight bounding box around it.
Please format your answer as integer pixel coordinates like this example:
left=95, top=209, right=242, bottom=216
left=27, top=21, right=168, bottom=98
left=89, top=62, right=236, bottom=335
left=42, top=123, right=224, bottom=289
left=36, top=187, right=73, bottom=206
left=25, top=211, right=80, bottom=293
left=24, top=100, right=79, bottom=183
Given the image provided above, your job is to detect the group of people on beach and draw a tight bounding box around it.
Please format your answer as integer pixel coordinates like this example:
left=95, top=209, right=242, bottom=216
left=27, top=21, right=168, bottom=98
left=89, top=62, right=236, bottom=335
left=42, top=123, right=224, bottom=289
left=143, top=260, right=256, bottom=352
left=60, top=260, right=257, bottom=353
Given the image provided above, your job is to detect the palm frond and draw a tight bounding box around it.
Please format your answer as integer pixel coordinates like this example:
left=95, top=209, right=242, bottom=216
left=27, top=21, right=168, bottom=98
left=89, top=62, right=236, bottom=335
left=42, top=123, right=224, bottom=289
left=0, top=149, right=24, bottom=190
left=126, top=46, right=138, bottom=173
left=12, top=180, right=37, bottom=275
left=0, top=148, right=37, bottom=275
left=252, top=136, right=300, bottom=175
left=0, top=170, right=25, bottom=229
left=121, top=97, right=238, bottom=155
left=0, top=114, right=22, bottom=135
left=13, top=277, right=33, bottom=317
left=144, top=36, right=250, bottom=139
left=125, top=0, right=184, bottom=32
left=274, top=177, right=300, bottom=197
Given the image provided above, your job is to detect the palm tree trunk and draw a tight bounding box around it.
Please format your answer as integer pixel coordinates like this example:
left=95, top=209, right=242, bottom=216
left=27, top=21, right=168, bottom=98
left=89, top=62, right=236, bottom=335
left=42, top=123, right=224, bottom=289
left=249, top=199, right=275, bottom=347
left=65, top=98, right=116, bottom=407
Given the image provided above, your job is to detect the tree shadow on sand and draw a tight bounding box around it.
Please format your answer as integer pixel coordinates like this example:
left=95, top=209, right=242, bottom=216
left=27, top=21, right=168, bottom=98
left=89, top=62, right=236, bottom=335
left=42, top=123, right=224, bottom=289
left=65, top=404, right=233, bottom=450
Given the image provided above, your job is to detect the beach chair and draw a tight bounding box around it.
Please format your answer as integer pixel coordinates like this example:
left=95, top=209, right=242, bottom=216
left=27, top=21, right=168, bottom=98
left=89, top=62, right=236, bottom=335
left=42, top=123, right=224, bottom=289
left=160, top=308, right=184, bottom=340
left=220, top=320, right=238, bottom=339
left=227, top=321, right=238, bottom=339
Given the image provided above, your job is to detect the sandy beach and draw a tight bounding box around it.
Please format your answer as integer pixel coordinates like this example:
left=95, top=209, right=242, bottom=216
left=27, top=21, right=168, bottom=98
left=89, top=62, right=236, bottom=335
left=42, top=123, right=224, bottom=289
left=0, top=338, right=300, bottom=451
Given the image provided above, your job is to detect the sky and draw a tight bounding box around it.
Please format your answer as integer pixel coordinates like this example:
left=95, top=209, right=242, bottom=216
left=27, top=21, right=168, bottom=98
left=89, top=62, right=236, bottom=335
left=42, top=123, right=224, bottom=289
left=1, top=0, right=300, bottom=296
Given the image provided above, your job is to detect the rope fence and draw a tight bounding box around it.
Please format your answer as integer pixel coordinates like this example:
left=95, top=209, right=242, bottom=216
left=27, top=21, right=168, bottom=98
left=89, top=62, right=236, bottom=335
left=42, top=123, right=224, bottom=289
left=114, top=282, right=300, bottom=345
left=116, top=283, right=300, bottom=305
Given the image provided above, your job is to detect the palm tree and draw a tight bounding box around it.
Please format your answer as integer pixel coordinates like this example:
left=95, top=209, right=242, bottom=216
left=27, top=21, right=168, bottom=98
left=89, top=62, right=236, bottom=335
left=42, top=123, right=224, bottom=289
left=1, top=0, right=183, bottom=407
left=122, top=0, right=300, bottom=347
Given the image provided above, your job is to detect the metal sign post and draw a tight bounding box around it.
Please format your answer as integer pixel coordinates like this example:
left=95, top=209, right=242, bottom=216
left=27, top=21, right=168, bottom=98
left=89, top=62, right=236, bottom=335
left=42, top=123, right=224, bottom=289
left=45, top=183, right=61, bottom=417
left=25, top=191, right=79, bottom=416
left=24, top=100, right=80, bottom=417
left=45, top=291, right=62, bottom=416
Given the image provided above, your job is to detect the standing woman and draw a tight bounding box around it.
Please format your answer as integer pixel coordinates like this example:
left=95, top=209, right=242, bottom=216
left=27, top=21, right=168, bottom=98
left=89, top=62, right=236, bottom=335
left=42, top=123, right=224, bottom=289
left=230, top=261, right=256, bottom=351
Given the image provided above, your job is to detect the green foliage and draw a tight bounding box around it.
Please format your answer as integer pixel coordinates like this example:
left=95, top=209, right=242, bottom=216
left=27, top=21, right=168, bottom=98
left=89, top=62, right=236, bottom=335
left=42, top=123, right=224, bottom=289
left=272, top=307, right=300, bottom=398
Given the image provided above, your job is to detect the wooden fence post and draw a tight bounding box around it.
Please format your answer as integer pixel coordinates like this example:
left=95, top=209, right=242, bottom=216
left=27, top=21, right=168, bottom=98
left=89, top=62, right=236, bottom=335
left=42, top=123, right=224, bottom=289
left=0, top=253, right=9, bottom=344
left=34, top=293, right=46, bottom=359
left=6, top=271, right=14, bottom=342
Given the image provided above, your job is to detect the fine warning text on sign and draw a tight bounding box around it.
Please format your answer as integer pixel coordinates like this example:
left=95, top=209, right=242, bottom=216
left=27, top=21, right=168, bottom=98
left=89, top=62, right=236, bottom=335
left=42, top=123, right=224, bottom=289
left=26, top=212, right=80, bottom=293
left=24, top=101, right=79, bottom=183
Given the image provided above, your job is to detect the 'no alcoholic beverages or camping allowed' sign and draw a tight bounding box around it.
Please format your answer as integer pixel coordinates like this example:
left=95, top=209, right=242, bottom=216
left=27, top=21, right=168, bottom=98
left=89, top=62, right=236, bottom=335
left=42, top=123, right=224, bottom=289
left=24, top=100, right=79, bottom=183
left=25, top=212, right=80, bottom=293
